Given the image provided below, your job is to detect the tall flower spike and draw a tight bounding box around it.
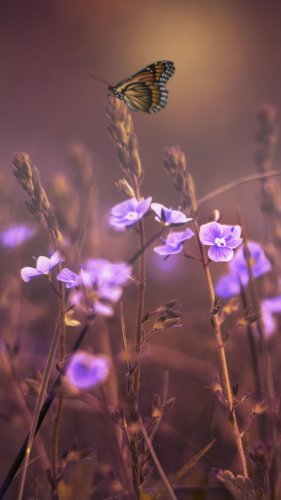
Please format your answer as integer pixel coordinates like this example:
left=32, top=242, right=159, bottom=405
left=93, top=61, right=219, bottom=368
left=12, top=153, right=60, bottom=240
left=163, top=146, right=197, bottom=216
left=106, top=96, right=143, bottom=182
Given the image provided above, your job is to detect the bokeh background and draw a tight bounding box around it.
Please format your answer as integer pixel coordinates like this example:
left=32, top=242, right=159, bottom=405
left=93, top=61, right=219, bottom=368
left=1, top=1, right=281, bottom=498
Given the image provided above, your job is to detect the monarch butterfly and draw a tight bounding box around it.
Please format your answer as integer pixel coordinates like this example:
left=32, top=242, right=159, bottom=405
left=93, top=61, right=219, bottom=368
left=91, top=61, right=175, bottom=113
left=110, top=60, right=175, bottom=113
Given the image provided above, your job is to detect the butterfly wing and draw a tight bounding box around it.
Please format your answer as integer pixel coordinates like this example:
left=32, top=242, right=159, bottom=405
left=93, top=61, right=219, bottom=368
left=110, top=61, right=175, bottom=113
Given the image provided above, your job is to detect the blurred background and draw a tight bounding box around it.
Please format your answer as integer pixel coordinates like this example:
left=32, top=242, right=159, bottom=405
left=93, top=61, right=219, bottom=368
left=1, top=0, right=281, bottom=497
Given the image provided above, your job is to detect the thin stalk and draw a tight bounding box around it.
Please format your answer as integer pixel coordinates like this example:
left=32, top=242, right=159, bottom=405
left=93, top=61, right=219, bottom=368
left=197, top=170, right=281, bottom=207
left=194, top=221, right=248, bottom=478
left=137, top=407, right=177, bottom=500
left=48, top=229, right=66, bottom=482
left=0, top=323, right=89, bottom=499
left=17, top=316, right=61, bottom=500
left=239, top=285, right=263, bottom=395
left=128, top=179, right=146, bottom=499
left=51, top=280, right=66, bottom=480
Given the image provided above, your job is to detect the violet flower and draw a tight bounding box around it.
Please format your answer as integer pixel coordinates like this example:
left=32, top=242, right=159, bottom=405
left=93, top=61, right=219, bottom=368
left=0, top=224, right=36, bottom=248
left=229, top=241, right=271, bottom=279
left=215, top=242, right=272, bottom=298
left=21, top=251, right=64, bottom=282
left=151, top=203, right=192, bottom=226
left=154, top=228, right=194, bottom=256
left=109, top=197, right=152, bottom=231
left=199, top=222, right=242, bottom=262
left=59, top=259, right=132, bottom=317
left=66, top=351, right=110, bottom=389
left=261, top=296, right=281, bottom=337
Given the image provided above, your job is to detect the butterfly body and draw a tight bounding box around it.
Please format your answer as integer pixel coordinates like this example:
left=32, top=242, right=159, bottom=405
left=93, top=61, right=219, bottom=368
left=109, top=60, right=175, bottom=113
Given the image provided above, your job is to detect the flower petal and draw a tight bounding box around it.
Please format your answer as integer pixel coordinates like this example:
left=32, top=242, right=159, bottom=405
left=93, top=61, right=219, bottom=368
left=215, top=273, right=241, bottom=298
left=49, top=251, right=64, bottom=268
left=208, top=245, right=234, bottom=262
left=36, top=256, right=51, bottom=273
left=199, top=222, right=223, bottom=246
left=222, top=225, right=242, bottom=242
left=154, top=243, right=183, bottom=255
left=226, top=237, right=243, bottom=250
left=21, top=267, right=42, bottom=282
left=57, top=268, right=80, bottom=288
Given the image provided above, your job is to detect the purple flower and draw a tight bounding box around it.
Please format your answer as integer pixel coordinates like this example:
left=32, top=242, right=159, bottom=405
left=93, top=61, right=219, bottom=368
left=109, top=197, right=152, bottom=231
left=199, top=222, right=242, bottom=262
left=229, top=241, right=271, bottom=279
left=85, top=259, right=132, bottom=287
left=154, top=228, right=194, bottom=256
left=261, top=296, right=281, bottom=337
left=21, top=251, right=64, bottom=282
left=0, top=224, right=36, bottom=248
left=66, top=351, right=110, bottom=389
left=63, top=259, right=132, bottom=317
left=151, top=203, right=192, bottom=226
left=215, top=242, right=272, bottom=298
left=215, top=273, right=242, bottom=298
left=56, top=268, right=84, bottom=288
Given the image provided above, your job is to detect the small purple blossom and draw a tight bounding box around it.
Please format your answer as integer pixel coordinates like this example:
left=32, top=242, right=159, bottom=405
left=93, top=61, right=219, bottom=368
left=199, top=222, right=242, bottom=262
left=62, top=259, right=132, bottom=317
left=151, top=203, right=192, bottom=226
left=56, top=268, right=83, bottom=288
left=154, top=229, right=194, bottom=256
left=21, top=251, right=64, bottom=282
left=215, top=242, right=272, bottom=298
left=261, top=296, right=281, bottom=337
left=66, top=351, right=110, bottom=389
left=109, top=197, right=152, bottom=231
left=229, top=241, right=271, bottom=279
left=215, top=273, right=242, bottom=299
left=0, top=224, right=36, bottom=248
left=85, top=259, right=132, bottom=287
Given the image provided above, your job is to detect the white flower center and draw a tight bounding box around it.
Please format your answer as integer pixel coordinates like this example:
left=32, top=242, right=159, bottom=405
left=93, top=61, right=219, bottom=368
left=215, top=237, right=226, bottom=247
left=126, top=211, right=138, bottom=221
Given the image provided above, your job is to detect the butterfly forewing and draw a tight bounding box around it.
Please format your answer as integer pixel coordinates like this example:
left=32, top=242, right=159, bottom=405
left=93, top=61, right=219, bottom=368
left=110, top=60, right=175, bottom=113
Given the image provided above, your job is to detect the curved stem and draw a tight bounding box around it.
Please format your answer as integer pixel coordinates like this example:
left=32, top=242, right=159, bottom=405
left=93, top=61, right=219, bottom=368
left=197, top=170, right=281, bottom=206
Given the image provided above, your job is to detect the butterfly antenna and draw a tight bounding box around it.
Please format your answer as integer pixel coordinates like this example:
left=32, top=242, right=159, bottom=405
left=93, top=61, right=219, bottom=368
left=89, top=73, right=111, bottom=87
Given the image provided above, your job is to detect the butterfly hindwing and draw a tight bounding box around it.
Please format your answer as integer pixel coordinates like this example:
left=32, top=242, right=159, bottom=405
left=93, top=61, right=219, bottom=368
left=109, top=60, right=175, bottom=113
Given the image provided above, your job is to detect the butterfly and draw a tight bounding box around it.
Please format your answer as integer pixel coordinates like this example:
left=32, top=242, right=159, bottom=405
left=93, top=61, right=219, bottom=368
left=108, top=60, right=175, bottom=113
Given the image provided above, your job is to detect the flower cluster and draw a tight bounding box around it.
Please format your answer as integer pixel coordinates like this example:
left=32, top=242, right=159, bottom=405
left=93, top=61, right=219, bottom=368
left=57, top=259, right=132, bottom=316
left=215, top=241, right=280, bottom=337
left=21, top=251, right=131, bottom=317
